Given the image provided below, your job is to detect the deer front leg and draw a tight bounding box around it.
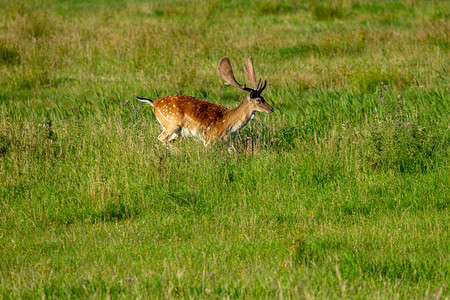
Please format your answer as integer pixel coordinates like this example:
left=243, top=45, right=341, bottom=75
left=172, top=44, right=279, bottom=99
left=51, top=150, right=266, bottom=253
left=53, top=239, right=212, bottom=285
left=227, top=135, right=236, bottom=154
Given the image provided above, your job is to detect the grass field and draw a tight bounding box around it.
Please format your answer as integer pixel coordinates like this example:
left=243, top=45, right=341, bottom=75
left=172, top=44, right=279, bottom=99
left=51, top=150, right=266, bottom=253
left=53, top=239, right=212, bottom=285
left=0, top=0, right=449, bottom=298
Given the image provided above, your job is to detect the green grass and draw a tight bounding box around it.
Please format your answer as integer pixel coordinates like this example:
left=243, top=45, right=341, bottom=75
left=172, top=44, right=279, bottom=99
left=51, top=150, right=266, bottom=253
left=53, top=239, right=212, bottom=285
left=0, top=0, right=449, bottom=298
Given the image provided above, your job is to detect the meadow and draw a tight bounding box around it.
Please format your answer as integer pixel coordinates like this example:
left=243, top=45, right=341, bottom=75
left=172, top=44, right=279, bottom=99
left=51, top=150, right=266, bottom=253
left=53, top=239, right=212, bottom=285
left=0, top=0, right=449, bottom=298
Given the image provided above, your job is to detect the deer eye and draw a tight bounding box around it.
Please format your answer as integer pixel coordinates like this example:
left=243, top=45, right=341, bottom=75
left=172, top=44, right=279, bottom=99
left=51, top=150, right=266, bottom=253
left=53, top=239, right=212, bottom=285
left=255, top=99, right=261, bottom=103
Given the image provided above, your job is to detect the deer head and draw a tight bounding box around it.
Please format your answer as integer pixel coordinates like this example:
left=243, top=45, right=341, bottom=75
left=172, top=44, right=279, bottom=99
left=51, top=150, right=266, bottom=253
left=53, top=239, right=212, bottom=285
left=218, top=56, right=273, bottom=114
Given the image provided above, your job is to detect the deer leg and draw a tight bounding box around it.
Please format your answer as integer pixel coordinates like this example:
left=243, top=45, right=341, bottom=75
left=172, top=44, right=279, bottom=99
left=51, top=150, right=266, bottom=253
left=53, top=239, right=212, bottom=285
left=158, top=127, right=181, bottom=151
left=157, top=131, right=171, bottom=143
left=203, top=134, right=212, bottom=147
left=166, top=132, right=180, bottom=142
left=227, top=135, right=236, bottom=154
left=157, top=126, right=178, bottom=142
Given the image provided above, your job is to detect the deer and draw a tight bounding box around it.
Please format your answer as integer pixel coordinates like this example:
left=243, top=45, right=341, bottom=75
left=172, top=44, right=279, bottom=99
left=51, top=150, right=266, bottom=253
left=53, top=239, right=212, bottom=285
left=136, top=56, right=273, bottom=149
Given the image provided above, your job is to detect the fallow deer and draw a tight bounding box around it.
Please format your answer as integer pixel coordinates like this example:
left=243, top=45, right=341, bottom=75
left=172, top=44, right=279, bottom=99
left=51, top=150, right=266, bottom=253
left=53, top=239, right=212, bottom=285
left=136, top=56, right=273, bottom=148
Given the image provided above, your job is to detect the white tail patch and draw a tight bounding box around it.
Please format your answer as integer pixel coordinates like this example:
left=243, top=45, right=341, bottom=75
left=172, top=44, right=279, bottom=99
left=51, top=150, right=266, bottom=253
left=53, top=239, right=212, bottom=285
left=136, top=96, right=154, bottom=107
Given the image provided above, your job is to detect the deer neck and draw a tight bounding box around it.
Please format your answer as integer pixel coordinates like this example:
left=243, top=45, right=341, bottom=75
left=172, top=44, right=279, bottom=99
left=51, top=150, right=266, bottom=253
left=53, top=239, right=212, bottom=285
left=226, top=98, right=255, bottom=135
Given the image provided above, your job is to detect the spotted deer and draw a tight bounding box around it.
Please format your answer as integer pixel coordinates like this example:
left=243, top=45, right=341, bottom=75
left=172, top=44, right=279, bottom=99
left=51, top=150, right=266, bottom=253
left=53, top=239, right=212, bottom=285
left=136, top=56, right=273, bottom=148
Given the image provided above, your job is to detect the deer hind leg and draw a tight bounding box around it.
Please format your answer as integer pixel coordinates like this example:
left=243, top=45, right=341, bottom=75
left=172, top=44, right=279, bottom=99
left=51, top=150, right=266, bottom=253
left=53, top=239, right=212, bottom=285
left=158, top=126, right=181, bottom=150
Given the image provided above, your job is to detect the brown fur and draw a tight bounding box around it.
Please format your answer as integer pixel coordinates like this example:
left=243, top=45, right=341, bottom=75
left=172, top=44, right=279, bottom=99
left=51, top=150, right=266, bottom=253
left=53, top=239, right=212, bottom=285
left=151, top=93, right=273, bottom=145
left=153, top=94, right=228, bottom=142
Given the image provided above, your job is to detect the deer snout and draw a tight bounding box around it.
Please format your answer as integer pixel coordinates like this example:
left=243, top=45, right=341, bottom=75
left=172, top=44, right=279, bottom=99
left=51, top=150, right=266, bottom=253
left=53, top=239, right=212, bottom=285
left=264, top=104, right=274, bottom=114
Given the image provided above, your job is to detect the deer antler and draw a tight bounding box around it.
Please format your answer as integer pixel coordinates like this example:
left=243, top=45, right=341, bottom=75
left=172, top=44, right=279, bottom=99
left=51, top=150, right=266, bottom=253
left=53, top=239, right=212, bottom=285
left=243, top=56, right=258, bottom=90
left=244, top=57, right=267, bottom=93
left=258, top=80, right=267, bottom=93
left=218, top=57, right=252, bottom=92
